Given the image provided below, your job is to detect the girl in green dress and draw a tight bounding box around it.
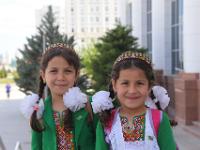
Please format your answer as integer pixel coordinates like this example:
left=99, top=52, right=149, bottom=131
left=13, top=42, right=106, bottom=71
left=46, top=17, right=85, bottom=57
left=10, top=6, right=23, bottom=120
left=21, top=43, right=96, bottom=150
left=92, top=51, right=177, bottom=150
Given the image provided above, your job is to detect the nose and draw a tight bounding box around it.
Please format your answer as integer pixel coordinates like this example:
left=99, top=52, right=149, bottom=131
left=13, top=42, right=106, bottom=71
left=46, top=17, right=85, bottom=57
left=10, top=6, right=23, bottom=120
left=57, top=72, right=65, bottom=80
left=128, top=84, right=137, bottom=93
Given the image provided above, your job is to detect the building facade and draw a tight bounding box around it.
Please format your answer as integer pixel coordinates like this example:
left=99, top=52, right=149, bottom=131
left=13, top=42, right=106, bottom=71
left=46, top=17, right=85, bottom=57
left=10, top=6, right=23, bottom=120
left=64, top=0, right=120, bottom=50
left=121, top=0, right=200, bottom=75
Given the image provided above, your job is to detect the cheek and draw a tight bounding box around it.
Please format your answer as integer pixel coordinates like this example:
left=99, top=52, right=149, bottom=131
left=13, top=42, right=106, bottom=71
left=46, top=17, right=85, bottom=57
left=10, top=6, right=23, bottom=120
left=69, top=75, right=77, bottom=83
left=115, top=89, right=124, bottom=99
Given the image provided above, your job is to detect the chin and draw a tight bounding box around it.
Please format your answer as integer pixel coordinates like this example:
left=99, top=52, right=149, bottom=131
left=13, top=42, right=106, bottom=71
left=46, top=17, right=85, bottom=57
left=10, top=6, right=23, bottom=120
left=54, top=91, right=66, bottom=96
left=125, top=103, right=141, bottom=109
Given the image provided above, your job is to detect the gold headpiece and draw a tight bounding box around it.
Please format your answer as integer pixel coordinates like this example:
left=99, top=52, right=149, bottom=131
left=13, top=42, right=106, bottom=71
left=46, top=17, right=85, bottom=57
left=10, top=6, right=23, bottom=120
left=114, top=51, right=151, bottom=66
left=45, top=43, right=71, bottom=52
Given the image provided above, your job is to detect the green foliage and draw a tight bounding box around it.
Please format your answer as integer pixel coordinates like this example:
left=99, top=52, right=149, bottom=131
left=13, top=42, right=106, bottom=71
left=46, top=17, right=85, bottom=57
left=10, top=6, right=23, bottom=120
left=0, top=68, right=7, bottom=78
left=82, top=23, right=146, bottom=91
left=15, top=6, right=75, bottom=94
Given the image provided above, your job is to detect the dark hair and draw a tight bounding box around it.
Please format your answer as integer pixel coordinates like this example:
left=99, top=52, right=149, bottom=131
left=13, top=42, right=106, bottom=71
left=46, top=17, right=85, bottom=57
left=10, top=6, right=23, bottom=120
left=150, top=90, right=162, bottom=110
left=99, top=53, right=155, bottom=127
left=30, top=43, right=80, bottom=132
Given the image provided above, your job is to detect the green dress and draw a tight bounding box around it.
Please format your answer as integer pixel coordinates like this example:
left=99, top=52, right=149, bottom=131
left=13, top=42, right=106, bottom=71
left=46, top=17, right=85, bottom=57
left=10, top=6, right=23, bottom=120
left=31, top=96, right=97, bottom=150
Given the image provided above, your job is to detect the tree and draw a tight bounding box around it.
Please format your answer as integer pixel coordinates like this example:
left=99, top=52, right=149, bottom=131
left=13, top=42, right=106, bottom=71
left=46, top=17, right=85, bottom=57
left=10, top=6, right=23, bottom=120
left=82, top=23, right=146, bottom=91
left=15, top=6, right=74, bottom=94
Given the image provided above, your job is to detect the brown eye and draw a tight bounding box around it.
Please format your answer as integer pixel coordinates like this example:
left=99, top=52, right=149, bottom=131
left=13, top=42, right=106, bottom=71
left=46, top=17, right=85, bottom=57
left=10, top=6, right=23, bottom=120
left=121, top=82, right=128, bottom=85
left=137, top=81, right=145, bottom=85
left=50, top=70, right=57, bottom=73
left=64, top=69, right=73, bottom=73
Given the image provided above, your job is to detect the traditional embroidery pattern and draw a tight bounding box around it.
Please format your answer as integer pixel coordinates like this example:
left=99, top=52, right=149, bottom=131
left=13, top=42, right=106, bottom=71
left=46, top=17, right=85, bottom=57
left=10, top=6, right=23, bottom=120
left=54, top=111, right=74, bottom=150
left=120, top=113, right=145, bottom=142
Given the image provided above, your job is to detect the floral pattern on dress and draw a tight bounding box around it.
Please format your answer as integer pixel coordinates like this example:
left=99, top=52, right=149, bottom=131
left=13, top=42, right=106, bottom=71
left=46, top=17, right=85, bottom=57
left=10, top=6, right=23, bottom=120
left=54, top=111, right=74, bottom=150
left=120, top=113, right=145, bottom=142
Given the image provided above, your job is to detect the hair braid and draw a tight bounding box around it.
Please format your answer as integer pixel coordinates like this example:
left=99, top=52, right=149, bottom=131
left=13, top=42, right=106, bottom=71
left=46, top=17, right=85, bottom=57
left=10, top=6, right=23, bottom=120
left=30, top=77, right=46, bottom=132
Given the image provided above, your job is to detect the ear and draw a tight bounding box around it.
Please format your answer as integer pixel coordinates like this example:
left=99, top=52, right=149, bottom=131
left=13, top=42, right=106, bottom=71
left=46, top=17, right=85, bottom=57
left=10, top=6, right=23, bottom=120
left=40, top=70, right=46, bottom=83
left=111, top=79, right=117, bottom=92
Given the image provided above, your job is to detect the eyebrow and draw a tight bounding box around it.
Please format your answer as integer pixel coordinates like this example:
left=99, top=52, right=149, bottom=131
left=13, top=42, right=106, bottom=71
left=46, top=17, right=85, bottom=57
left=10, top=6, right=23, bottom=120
left=119, top=79, right=148, bottom=82
left=49, top=65, right=74, bottom=69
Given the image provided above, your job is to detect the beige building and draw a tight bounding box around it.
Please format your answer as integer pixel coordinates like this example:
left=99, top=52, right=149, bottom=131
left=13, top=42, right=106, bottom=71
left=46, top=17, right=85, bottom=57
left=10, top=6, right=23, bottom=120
left=64, top=0, right=120, bottom=50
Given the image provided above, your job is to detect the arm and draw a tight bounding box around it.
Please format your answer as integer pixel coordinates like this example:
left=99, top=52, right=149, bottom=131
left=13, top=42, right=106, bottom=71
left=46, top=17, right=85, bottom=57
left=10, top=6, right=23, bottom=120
left=157, top=112, right=176, bottom=150
left=31, top=130, right=42, bottom=150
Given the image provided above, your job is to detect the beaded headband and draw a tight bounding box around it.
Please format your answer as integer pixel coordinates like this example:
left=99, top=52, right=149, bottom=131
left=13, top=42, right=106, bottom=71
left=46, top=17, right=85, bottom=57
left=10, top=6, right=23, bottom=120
left=45, top=43, right=71, bottom=52
left=113, top=51, right=151, bottom=66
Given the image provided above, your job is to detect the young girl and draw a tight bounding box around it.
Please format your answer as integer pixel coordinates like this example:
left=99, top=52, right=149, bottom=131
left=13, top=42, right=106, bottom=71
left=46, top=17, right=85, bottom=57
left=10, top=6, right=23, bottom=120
left=21, top=43, right=96, bottom=150
left=92, top=51, right=176, bottom=150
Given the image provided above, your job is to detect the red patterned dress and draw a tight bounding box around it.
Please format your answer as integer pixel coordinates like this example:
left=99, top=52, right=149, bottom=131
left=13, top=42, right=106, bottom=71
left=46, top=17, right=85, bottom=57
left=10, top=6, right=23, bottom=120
left=53, top=111, right=74, bottom=150
left=120, top=113, right=145, bottom=142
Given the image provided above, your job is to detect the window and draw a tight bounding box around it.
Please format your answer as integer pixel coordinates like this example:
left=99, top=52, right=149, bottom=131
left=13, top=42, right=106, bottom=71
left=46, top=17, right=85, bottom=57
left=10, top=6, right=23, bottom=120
left=146, top=0, right=152, bottom=55
left=171, top=0, right=183, bottom=73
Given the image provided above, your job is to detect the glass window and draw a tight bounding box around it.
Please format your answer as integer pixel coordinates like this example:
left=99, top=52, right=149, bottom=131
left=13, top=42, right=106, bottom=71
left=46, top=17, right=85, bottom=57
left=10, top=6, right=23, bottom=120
left=171, top=1, right=176, bottom=24
left=171, top=0, right=183, bottom=73
left=147, top=13, right=152, bottom=32
left=147, top=33, right=152, bottom=52
left=146, top=0, right=152, bottom=55
left=147, top=0, right=152, bottom=12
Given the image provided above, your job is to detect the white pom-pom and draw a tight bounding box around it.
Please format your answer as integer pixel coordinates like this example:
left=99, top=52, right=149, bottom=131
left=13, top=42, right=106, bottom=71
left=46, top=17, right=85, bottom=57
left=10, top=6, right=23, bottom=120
left=91, top=91, right=114, bottom=113
left=63, top=87, right=87, bottom=112
left=20, top=93, right=39, bottom=119
left=152, top=86, right=170, bottom=110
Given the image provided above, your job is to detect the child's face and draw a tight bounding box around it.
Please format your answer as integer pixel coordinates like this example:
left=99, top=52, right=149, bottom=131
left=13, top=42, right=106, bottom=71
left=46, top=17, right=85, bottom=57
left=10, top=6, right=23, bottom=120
left=41, top=56, right=78, bottom=97
left=112, top=67, right=150, bottom=112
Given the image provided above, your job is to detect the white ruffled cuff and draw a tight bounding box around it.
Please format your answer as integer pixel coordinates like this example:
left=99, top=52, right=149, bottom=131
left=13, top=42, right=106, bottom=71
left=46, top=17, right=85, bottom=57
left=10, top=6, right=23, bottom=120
left=63, top=87, right=87, bottom=112
left=20, top=93, right=44, bottom=119
left=91, top=91, right=114, bottom=113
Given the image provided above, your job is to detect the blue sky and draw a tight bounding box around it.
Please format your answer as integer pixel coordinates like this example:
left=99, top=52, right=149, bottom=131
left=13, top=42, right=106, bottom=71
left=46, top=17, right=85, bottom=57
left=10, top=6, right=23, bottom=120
left=0, top=0, right=59, bottom=59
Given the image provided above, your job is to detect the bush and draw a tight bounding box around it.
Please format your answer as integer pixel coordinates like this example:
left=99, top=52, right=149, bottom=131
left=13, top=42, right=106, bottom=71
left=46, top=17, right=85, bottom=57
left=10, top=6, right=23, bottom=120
left=0, top=69, right=7, bottom=78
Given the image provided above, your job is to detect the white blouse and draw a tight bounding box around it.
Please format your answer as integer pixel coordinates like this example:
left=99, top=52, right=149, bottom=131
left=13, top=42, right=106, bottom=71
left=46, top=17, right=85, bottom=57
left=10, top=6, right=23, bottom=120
left=105, top=109, right=160, bottom=150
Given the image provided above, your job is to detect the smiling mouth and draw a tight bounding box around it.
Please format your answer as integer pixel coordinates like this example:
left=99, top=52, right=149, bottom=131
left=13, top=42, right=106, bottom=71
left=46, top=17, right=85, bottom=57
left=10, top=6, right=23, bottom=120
left=126, top=96, right=140, bottom=100
left=55, top=84, right=67, bottom=87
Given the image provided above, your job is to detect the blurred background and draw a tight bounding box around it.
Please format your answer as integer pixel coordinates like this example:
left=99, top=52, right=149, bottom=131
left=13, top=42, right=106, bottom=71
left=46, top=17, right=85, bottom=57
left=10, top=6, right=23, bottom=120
left=0, top=0, right=200, bottom=149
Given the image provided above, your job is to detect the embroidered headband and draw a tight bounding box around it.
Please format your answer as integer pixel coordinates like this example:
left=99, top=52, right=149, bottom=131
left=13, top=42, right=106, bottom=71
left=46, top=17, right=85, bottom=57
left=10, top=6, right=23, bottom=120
left=113, top=51, right=151, bottom=66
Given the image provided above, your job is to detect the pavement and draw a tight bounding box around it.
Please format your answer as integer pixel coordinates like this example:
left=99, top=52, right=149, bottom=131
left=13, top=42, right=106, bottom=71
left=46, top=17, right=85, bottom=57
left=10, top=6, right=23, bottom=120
left=174, top=126, right=200, bottom=150
left=0, top=100, right=31, bottom=150
left=1, top=84, right=200, bottom=150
